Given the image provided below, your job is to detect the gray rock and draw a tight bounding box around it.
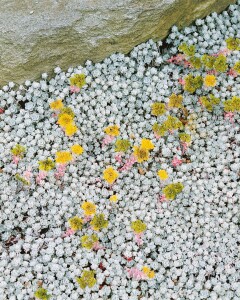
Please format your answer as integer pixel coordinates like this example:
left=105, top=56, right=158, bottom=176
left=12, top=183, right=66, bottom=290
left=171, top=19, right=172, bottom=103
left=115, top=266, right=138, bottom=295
left=0, top=0, right=236, bottom=86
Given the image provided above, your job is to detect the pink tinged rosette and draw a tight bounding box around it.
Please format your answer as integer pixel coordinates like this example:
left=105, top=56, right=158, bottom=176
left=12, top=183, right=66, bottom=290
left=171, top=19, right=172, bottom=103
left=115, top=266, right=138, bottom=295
left=70, top=86, right=80, bottom=93
left=102, top=135, right=115, bottom=148
left=224, top=112, right=235, bottom=125
left=134, top=232, right=143, bottom=246
left=181, top=142, right=189, bottom=154
left=54, top=164, right=67, bottom=179
left=172, top=156, right=183, bottom=167
left=36, top=170, right=47, bottom=185
left=126, top=267, right=146, bottom=280
left=227, top=68, right=238, bottom=78
left=115, top=152, right=123, bottom=163
left=62, top=228, right=75, bottom=237
left=12, top=155, right=20, bottom=165
left=119, top=155, right=137, bottom=172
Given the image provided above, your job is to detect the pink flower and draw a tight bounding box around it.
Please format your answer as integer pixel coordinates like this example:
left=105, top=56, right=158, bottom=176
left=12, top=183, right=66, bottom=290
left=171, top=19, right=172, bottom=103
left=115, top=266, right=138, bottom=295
left=178, top=78, right=185, bottom=86
left=207, top=69, right=218, bottom=75
left=184, top=61, right=191, bottom=68
left=158, top=194, right=167, bottom=203
left=119, top=155, right=137, bottom=172
left=36, top=170, right=47, bottom=185
left=62, top=228, right=75, bottom=237
left=102, top=135, right=115, bottom=148
left=126, top=268, right=146, bottom=280
left=83, top=215, right=92, bottom=223
left=115, top=152, right=123, bottom=163
left=167, top=54, right=186, bottom=64
left=92, top=241, right=105, bottom=251
left=181, top=142, right=189, bottom=154
left=134, top=232, right=143, bottom=246
left=224, top=112, right=235, bottom=125
left=157, top=194, right=167, bottom=213
left=0, top=108, right=4, bottom=114
left=70, top=86, right=80, bottom=93
left=227, top=68, right=238, bottom=78
left=154, top=132, right=161, bottom=139
left=55, top=164, right=67, bottom=179
left=23, top=168, right=33, bottom=182
left=198, top=97, right=203, bottom=106
left=12, top=155, right=20, bottom=165
left=172, top=156, right=183, bottom=167
left=212, top=48, right=230, bottom=57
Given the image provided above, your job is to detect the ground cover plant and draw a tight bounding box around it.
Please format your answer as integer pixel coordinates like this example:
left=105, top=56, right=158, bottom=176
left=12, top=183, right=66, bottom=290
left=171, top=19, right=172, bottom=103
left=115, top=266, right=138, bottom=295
left=0, top=2, right=240, bottom=299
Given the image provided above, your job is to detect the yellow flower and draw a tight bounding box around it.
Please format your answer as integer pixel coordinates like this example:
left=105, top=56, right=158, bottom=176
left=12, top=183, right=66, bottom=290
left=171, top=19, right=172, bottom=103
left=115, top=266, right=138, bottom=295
left=58, top=113, right=74, bottom=128
left=68, top=216, right=83, bottom=230
left=70, top=73, right=86, bottom=88
left=142, top=266, right=150, bottom=274
left=71, top=144, right=84, bottom=155
left=133, top=146, right=150, bottom=163
left=103, top=166, right=119, bottom=184
left=142, top=266, right=155, bottom=279
left=11, top=144, right=26, bottom=158
left=90, top=214, right=108, bottom=231
left=157, top=169, right=169, bottom=180
left=110, top=195, right=118, bottom=203
left=204, top=75, right=217, bottom=87
left=141, top=139, right=154, bottom=150
left=59, top=107, right=75, bottom=118
left=104, top=125, right=120, bottom=137
left=81, top=201, right=96, bottom=216
left=50, top=99, right=64, bottom=110
left=131, top=220, right=147, bottom=233
left=38, top=158, right=55, bottom=171
left=151, top=102, right=166, bottom=116
left=65, top=124, right=78, bottom=136
left=55, top=151, right=72, bottom=164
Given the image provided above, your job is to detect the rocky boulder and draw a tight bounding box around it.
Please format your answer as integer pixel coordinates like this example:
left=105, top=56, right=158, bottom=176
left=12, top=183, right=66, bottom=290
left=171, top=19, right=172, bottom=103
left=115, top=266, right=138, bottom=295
left=0, top=0, right=236, bottom=86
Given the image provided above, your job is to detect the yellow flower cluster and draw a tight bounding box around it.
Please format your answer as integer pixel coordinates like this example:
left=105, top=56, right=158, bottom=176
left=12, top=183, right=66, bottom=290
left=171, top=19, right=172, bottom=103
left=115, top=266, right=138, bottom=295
left=204, top=75, right=217, bottom=87
left=49, top=97, right=78, bottom=137
left=141, top=139, right=154, bottom=150
left=70, top=73, right=86, bottom=88
left=103, top=166, right=119, bottom=184
left=58, top=112, right=78, bottom=137
left=133, top=139, right=154, bottom=163
left=142, top=266, right=155, bottom=279
left=110, top=194, right=118, bottom=203
left=50, top=99, right=64, bottom=110
left=168, top=94, right=183, bottom=109
left=65, top=124, right=78, bottom=136
left=38, top=158, right=55, bottom=171
left=157, top=169, right=168, bottom=180
left=81, top=201, right=96, bottom=216
left=71, top=144, right=84, bottom=155
left=133, top=146, right=149, bottom=163
left=90, top=213, right=108, bottom=231
left=131, top=220, right=147, bottom=234
left=55, top=144, right=84, bottom=164
left=68, top=216, right=83, bottom=231
left=55, top=151, right=72, bottom=164
left=11, top=144, right=26, bottom=158
left=76, top=270, right=96, bottom=289
left=58, top=113, right=73, bottom=127
left=151, top=102, right=166, bottom=116
left=104, top=125, right=120, bottom=136
left=81, top=234, right=99, bottom=250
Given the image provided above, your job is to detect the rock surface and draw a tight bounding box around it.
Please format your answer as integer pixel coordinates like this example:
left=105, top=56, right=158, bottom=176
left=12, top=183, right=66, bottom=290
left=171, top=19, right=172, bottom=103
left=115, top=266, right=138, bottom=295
left=0, top=0, right=236, bottom=86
